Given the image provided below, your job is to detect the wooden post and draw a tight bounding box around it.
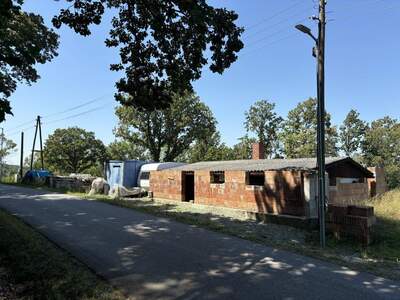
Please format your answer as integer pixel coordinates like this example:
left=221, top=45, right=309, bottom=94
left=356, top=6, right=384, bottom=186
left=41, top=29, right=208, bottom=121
left=20, top=131, right=24, bottom=180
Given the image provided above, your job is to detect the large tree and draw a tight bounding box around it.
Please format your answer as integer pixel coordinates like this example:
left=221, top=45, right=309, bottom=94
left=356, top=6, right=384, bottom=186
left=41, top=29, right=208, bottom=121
left=0, top=132, right=16, bottom=162
left=244, top=99, right=283, bottom=158
left=178, top=132, right=234, bottom=163
left=44, top=127, right=106, bottom=174
left=0, top=0, right=59, bottom=121
left=339, top=109, right=367, bottom=157
left=281, top=98, right=338, bottom=158
left=231, top=135, right=257, bottom=160
left=115, top=92, right=216, bottom=162
left=362, top=117, right=400, bottom=189
left=107, top=140, right=149, bottom=161
left=53, top=0, right=243, bottom=110
left=0, top=132, right=16, bottom=177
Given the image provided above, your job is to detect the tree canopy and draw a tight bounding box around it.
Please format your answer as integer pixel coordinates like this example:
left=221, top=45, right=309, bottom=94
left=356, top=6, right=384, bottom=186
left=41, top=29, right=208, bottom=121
left=178, top=132, right=234, bottom=163
left=231, top=135, right=257, bottom=160
left=339, top=109, right=367, bottom=157
left=0, top=132, right=16, bottom=168
left=362, top=117, right=400, bottom=189
left=44, top=127, right=106, bottom=174
left=0, top=0, right=59, bottom=121
left=114, top=92, right=216, bottom=162
left=53, top=0, right=243, bottom=110
left=244, top=100, right=283, bottom=158
left=107, top=140, right=149, bottom=161
left=281, top=98, right=338, bottom=158
left=0, top=133, right=16, bottom=159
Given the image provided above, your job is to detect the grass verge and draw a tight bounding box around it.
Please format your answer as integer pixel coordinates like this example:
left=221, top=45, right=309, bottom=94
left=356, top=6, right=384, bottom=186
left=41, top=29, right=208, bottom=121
left=0, top=208, right=126, bottom=300
left=361, top=188, right=400, bottom=262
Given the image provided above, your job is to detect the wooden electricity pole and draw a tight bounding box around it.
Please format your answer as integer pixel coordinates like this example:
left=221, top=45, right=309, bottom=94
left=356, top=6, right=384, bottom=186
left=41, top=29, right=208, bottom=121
left=295, top=0, right=327, bottom=247
left=316, top=0, right=327, bottom=248
left=0, top=127, right=3, bottom=179
left=20, top=131, right=24, bottom=180
left=30, top=116, right=44, bottom=170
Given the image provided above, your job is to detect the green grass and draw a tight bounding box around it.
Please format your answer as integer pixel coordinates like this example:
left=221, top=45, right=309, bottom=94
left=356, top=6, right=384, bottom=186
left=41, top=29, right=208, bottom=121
left=361, top=188, right=400, bottom=262
left=0, top=208, right=126, bottom=300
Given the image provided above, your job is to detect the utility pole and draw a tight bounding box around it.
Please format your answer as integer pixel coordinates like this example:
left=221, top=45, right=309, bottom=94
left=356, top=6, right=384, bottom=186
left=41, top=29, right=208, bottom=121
left=20, top=132, right=24, bottom=180
left=295, top=0, right=327, bottom=247
left=316, top=0, right=327, bottom=248
left=30, top=116, right=44, bottom=170
left=38, top=116, right=44, bottom=170
left=0, top=127, right=3, bottom=180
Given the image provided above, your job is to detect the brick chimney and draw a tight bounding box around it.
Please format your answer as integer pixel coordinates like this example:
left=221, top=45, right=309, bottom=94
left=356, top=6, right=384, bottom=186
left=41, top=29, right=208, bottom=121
left=252, top=142, right=265, bottom=160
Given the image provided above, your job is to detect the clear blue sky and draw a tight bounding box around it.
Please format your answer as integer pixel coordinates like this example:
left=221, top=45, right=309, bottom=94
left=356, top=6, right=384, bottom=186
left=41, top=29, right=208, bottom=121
left=3, top=0, right=400, bottom=165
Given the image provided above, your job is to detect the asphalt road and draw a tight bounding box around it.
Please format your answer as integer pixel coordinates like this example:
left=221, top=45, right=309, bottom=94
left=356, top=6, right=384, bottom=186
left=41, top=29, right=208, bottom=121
left=0, top=184, right=399, bottom=299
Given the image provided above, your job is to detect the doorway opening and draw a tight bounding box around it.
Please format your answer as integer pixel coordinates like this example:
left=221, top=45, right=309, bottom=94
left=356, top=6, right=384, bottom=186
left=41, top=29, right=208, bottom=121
left=183, top=171, right=195, bottom=202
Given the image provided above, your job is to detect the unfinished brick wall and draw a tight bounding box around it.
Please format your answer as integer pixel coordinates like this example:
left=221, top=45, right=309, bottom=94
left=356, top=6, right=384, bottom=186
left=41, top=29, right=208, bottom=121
left=329, top=182, right=369, bottom=205
left=150, top=170, right=305, bottom=216
left=327, top=204, right=375, bottom=245
left=149, top=170, right=183, bottom=200
left=151, top=169, right=306, bottom=217
left=368, top=167, right=388, bottom=197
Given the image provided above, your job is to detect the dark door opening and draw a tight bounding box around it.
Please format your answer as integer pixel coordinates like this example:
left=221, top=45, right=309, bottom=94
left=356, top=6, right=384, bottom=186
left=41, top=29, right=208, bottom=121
left=183, top=172, right=195, bottom=202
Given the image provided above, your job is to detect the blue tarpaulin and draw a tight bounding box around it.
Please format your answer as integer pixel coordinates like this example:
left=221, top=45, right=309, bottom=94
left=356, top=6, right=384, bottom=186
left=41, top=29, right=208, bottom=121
left=23, top=170, right=52, bottom=183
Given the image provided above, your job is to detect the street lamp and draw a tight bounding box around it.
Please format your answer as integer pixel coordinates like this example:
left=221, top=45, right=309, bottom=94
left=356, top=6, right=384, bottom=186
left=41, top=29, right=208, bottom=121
left=295, top=21, right=327, bottom=248
left=295, top=25, right=317, bottom=43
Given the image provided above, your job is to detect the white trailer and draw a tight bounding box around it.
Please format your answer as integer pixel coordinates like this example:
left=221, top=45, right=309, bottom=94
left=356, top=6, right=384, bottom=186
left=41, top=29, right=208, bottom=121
left=137, top=162, right=186, bottom=190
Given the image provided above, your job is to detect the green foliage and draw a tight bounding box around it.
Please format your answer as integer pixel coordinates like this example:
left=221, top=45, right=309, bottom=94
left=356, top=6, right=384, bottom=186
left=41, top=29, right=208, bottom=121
left=244, top=100, right=283, bottom=158
left=362, top=117, right=400, bottom=189
left=339, top=109, right=368, bottom=157
left=115, top=92, right=216, bottom=162
left=44, top=127, right=106, bottom=175
left=0, top=132, right=16, bottom=161
left=231, top=135, right=258, bottom=160
left=0, top=0, right=59, bottom=121
left=178, top=132, right=234, bottom=163
left=53, top=0, right=243, bottom=110
left=281, top=98, right=338, bottom=158
left=24, top=152, right=45, bottom=171
left=107, top=140, right=150, bottom=161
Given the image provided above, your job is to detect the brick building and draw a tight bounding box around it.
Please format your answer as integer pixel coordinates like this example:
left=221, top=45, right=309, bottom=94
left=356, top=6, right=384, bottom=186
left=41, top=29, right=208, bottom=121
left=150, top=156, right=376, bottom=219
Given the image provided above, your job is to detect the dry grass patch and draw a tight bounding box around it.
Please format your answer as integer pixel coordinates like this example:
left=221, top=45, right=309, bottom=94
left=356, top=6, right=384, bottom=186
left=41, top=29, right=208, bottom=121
left=361, top=188, right=400, bottom=262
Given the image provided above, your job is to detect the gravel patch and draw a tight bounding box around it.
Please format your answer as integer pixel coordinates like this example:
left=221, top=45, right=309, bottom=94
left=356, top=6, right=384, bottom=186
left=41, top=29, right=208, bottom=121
left=121, top=197, right=307, bottom=247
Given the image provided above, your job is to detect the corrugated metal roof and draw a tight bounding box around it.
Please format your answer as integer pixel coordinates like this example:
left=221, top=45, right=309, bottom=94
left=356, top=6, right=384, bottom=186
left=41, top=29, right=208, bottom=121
left=169, top=157, right=346, bottom=172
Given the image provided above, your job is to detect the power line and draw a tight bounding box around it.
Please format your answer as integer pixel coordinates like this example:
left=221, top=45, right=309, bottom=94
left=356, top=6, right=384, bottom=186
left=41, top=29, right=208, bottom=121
left=5, top=118, right=37, bottom=132
left=244, top=17, right=309, bottom=49
left=244, top=0, right=305, bottom=32
left=239, top=33, right=298, bottom=58
left=6, top=125, right=36, bottom=138
left=42, top=93, right=112, bottom=119
left=4, top=93, right=112, bottom=133
left=43, top=103, right=112, bottom=126
left=243, top=8, right=311, bottom=41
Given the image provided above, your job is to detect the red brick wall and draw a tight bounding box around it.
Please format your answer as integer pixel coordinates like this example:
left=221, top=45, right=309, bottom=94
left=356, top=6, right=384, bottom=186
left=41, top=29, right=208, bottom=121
left=150, top=169, right=306, bottom=216
left=150, top=170, right=183, bottom=200
left=327, top=204, right=375, bottom=245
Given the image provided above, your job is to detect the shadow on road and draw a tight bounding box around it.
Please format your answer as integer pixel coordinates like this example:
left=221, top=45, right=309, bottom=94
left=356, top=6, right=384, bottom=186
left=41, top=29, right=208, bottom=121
left=0, top=185, right=399, bottom=300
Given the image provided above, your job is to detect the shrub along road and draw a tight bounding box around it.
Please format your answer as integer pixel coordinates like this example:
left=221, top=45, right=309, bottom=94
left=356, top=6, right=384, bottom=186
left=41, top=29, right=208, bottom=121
left=0, top=184, right=399, bottom=300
